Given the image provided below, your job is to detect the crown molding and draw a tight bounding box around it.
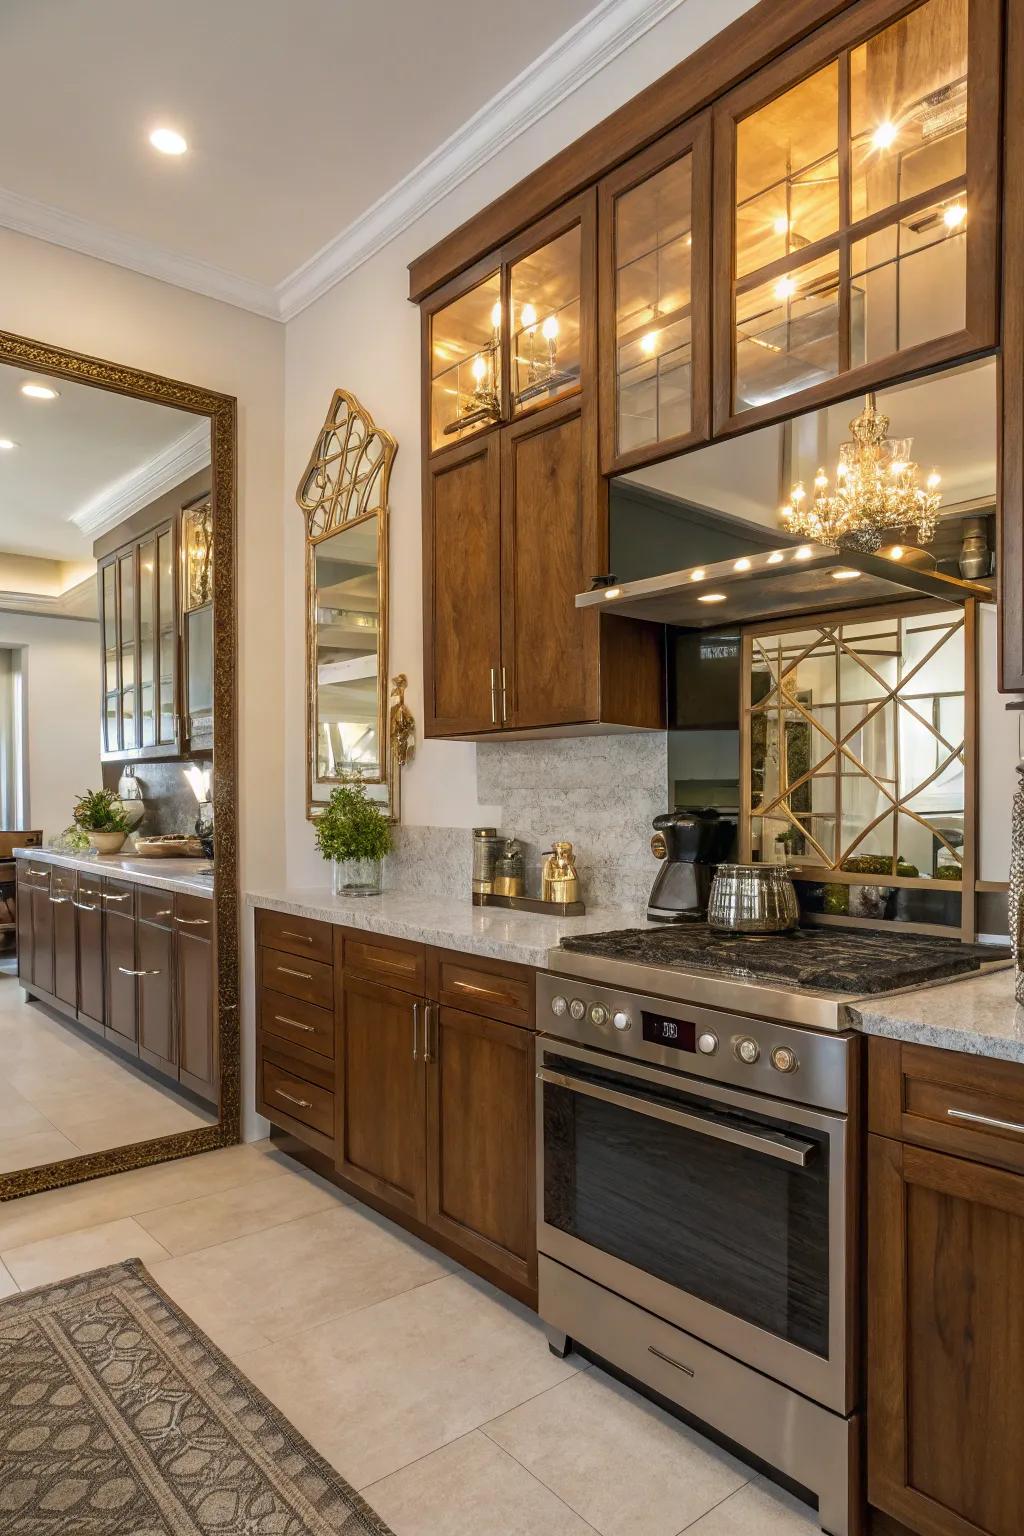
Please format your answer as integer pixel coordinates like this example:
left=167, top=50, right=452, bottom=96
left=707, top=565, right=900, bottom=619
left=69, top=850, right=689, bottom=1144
left=70, top=420, right=211, bottom=539
left=0, top=0, right=690, bottom=325
left=0, top=185, right=279, bottom=319
left=276, top=0, right=690, bottom=320
left=0, top=575, right=97, bottom=622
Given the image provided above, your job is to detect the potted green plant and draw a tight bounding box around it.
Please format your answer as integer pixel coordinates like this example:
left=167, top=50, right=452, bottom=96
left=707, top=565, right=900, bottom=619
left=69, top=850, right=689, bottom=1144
left=314, top=779, right=392, bottom=897
left=73, top=788, right=130, bottom=855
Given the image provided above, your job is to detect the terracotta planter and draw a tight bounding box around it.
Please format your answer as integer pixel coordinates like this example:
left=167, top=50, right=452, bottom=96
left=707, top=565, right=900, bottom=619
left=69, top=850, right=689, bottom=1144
left=86, top=830, right=127, bottom=855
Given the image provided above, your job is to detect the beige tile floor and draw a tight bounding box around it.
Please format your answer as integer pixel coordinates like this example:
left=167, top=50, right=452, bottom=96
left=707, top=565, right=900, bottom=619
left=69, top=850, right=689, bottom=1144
left=0, top=973, right=215, bottom=1173
left=0, top=1137, right=825, bottom=1535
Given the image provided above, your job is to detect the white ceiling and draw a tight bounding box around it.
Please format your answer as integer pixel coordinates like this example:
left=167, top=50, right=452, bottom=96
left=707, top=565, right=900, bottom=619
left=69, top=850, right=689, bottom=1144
left=0, top=0, right=602, bottom=310
left=0, top=364, right=203, bottom=561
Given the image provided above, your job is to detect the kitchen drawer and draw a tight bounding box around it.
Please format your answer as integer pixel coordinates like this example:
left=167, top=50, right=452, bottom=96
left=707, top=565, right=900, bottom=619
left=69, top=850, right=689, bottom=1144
left=174, top=891, right=214, bottom=933
left=19, top=860, right=50, bottom=891
left=343, top=931, right=425, bottom=994
left=260, top=946, right=334, bottom=1009
left=261, top=1057, right=335, bottom=1141
left=102, top=877, right=135, bottom=915
left=76, top=875, right=104, bottom=910
left=869, top=1036, right=1024, bottom=1174
left=257, top=908, right=334, bottom=965
left=50, top=867, right=77, bottom=901
left=260, top=986, right=335, bottom=1059
left=138, top=887, right=175, bottom=927
left=429, top=949, right=535, bottom=1029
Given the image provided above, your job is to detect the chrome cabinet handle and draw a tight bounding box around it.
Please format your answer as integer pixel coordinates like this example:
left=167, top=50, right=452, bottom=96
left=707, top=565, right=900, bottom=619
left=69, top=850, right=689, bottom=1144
left=176, top=915, right=211, bottom=926
left=280, top=929, right=313, bottom=945
left=274, top=1014, right=315, bottom=1033
left=275, top=1088, right=312, bottom=1110
left=156, top=908, right=173, bottom=918
left=276, top=964, right=312, bottom=980
left=118, top=967, right=162, bottom=977
left=104, top=892, right=130, bottom=903
left=947, top=1107, right=1024, bottom=1135
left=535, top=1067, right=815, bottom=1167
left=489, top=666, right=498, bottom=725
left=500, top=666, right=508, bottom=724
left=72, top=898, right=98, bottom=912
left=423, top=1002, right=437, bottom=1064
left=48, top=896, right=70, bottom=905
left=412, top=1000, right=420, bottom=1062
left=647, top=1345, right=695, bottom=1379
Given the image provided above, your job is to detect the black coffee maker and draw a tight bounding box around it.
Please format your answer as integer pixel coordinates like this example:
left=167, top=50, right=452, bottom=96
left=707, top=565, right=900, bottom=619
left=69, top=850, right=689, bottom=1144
left=647, top=808, right=735, bottom=922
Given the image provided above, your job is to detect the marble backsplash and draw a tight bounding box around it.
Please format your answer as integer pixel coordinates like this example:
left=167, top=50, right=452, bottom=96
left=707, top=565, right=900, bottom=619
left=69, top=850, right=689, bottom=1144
left=385, top=734, right=667, bottom=912
left=101, top=759, right=208, bottom=838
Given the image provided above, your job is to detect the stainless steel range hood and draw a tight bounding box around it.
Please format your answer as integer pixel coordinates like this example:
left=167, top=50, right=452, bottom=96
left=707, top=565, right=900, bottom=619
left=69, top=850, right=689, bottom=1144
left=576, top=542, right=991, bottom=629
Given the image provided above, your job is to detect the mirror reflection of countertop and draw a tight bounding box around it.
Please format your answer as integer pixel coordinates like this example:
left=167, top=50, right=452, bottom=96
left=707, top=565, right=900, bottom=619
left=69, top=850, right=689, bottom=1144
left=14, top=847, right=214, bottom=899
left=850, top=967, right=1024, bottom=1062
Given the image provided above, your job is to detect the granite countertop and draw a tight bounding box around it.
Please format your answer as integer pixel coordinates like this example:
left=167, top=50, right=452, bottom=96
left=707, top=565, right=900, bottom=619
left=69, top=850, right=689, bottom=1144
left=15, top=846, right=215, bottom=899
left=850, top=967, right=1024, bottom=1062
left=246, top=887, right=647, bottom=969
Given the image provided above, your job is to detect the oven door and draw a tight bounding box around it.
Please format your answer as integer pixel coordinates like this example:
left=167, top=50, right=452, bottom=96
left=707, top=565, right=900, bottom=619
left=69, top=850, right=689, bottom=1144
left=537, top=1036, right=855, bottom=1413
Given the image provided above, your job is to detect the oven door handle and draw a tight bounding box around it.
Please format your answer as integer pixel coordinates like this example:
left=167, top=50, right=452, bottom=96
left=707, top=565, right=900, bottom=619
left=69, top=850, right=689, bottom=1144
left=536, top=1067, right=816, bottom=1168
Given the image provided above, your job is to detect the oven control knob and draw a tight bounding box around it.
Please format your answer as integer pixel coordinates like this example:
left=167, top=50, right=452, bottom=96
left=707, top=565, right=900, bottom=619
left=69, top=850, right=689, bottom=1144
left=569, top=998, right=587, bottom=1021
left=550, top=995, right=568, bottom=1018
left=589, top=1004, right=609, bottom=1026
left=612, top=1010, right=631, bottom=1032
left=735, top=1036, right=761, bottom=1065
left=696, top=1031, right=719, bottom=1055
left=771, top=1045, right=799, bottom=1074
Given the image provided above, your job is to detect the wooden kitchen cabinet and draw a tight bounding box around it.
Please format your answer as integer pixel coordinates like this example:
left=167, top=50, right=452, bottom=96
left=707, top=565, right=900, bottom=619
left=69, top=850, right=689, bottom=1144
left=868, top=1038, right=1024, bottom=1535
left=29, top=869, right=55, bottom=999
left=137, top=906, right=176, bottom=1078
left=426, top=1004, right=536, bottom=1292
left=99, top=517, right=181, bottom=761
left=338, top=974, right=428, bottom=1221
left=103, top=880, right=137, bottom=1052
left=76, top=873, right=105, bottom=1034
left=50, top=867, right=77, bottom=1011
left=175, top=892, right=217, bottom=1104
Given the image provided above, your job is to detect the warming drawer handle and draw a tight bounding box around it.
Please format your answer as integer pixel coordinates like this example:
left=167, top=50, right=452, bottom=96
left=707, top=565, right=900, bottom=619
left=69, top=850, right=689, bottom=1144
left=274, top=1014, right=316, bottom=1034
left=535, top=1067, right=816, bottom=1168
left=275, top=1088, right=313, bottom=1111
left=276, top=964, right=313, bottom=981
left=647, top=1345, right=695, bottom=1378
left=947, top=1107, right=1024, bottom=1136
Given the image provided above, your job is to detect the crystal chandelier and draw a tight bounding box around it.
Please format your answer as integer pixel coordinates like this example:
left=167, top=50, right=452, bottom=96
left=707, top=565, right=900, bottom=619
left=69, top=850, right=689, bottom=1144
left=779, top=394, right=942, bottom=553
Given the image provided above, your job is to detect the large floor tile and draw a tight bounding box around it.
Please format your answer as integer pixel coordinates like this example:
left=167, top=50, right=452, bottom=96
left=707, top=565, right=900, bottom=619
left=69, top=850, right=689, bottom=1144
left=0, top=1087, right=55, bottom=1137
left=0, top=1259, right=18, bottom=1299
left=2, top=1215, right=170, bottom=1289
left=150, top=1200, right=453, bottom=1341
left=63, top=1103, right=215, bottom=1154
left=367, top=1430, right=594, bottom=1536
left=486, top=1369, right=749, bottom=1536
left=135, top=1165, right=348, bottom=1254
left=680, top=1476, right=820, bottom=1534
left=236, top=1269, right=584, bottom=1488
left=0, top=1126, right=81, bottom=1174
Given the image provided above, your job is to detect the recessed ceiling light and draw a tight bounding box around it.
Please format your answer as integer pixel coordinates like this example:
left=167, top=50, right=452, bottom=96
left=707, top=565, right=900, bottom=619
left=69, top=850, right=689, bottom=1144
left=794, top=546, right=814, bottom=561
left=690, top=568, right=706, bottom=582
left=767, top=551, right=785, bottom=565
left=831, top=568, right=861, bottom=581
left=149, top=126, right=188, bottom=156
left=698, top=593, right=727, bottom=603
left=734, top=557, right=752, bottom=572
left=20, top=382, right=59, bottom=400
left=0, top=439, right=16, bottom=452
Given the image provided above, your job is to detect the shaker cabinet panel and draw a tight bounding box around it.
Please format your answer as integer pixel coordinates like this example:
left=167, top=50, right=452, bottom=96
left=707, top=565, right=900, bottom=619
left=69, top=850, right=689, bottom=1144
left=51, top=870, right=77, bottom=1010
left=30, top=884, right=55, bottom=998
left=176, top=913, right=217, bottom=1105
left=338, top=976, right=427, bottom=1220
left=76, top=877, right=105, bottom=1033
left=104, top=908, right=138, bottom=1050
left=424, top=433, right=503, bottom=735
left=138, top=919, right=176, bottom=1077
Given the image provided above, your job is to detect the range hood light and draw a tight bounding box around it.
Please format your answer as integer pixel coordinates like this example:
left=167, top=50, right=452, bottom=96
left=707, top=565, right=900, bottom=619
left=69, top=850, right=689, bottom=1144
left=603, top=586, right=621, bottom=599
left=690, top=568, right=706, bottom=582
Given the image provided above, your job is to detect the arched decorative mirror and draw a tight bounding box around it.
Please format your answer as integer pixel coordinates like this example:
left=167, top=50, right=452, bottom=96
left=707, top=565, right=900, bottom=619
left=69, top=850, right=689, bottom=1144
left=296, top=390, right=400, bottom=818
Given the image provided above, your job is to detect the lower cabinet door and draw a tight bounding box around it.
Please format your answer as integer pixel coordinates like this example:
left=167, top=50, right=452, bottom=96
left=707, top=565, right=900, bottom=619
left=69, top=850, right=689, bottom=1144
left=51, top=875, right=77, bottom=1009
left=338, top=975, right=426, bottom=1220
left=16, top=877, right=33, bottom=987
left=868, top=1134, right=1024, bottom=1536
left=30, top=885, right=55, bottom=996
left=425, top=1005, right=536, bottom=1289
left=104, top=910, right=138, bottom=1049
left=138, top=920, right=177, bottom=1077
left=76, top=880, right=105, bottom=1032
left=176, top=926, right=217, bottom=1105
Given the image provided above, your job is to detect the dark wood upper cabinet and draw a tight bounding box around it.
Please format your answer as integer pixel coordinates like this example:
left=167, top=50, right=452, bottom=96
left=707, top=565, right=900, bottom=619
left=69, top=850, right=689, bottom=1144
left=598, top=114, right=712, bottom=474
left=99, top=517, right=181, bottom=760
left=711, top=0, right=1001, bottom=436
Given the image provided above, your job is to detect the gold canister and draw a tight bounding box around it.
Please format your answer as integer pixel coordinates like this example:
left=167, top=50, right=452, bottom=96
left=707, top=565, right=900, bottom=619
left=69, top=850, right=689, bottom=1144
left=541, top=841, right=580, bottom=904
left=493, top=838, right=526, bottom=898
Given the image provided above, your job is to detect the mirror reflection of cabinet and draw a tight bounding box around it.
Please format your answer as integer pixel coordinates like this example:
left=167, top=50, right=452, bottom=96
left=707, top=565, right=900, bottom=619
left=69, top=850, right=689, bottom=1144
left=182, top=493, right=214, bottom=752
left=713, top=0, right=1000, bottom=433
left=599, top=115, right=712, bottom=472
left=99, top=519, right=180, bottom=759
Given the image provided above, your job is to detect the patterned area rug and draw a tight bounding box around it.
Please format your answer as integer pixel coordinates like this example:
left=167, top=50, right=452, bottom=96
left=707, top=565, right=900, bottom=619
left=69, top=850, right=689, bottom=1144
left=0, top=1258, right=394, bottom=1535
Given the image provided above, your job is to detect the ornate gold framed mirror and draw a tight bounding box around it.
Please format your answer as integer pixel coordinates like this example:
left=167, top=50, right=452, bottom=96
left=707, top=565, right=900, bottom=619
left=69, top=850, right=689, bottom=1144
left=297, top=390, right=400, bottom=818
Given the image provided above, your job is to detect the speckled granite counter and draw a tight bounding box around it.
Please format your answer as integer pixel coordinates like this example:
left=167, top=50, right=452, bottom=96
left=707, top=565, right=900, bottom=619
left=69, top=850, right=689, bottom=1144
left=850, top=966, right=1024, bottom=1062
left=246, top=887, right=646, bottom=969
left=15, top=847, right=214, bottom=899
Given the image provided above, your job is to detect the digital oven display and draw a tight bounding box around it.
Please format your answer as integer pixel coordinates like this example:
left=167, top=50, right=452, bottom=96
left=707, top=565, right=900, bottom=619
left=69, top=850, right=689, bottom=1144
left=641, top=1013, right=697, bottom=1053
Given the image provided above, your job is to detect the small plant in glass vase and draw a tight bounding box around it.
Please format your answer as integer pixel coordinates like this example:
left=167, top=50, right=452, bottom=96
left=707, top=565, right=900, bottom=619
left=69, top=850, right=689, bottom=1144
left=73, top=788, right=130, bottom=855
left=314, top=776, right=392, bottom=897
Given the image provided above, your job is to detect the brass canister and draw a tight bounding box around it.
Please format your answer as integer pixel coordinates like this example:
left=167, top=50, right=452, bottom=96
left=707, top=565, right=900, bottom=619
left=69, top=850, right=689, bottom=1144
left=493, top=838, right=525, bottom=898
left=541, top=841, right=580, bottom=904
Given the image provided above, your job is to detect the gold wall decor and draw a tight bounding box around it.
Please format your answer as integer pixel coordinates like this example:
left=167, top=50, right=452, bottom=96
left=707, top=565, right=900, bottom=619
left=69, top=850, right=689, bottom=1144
left=0, top=329, right=240, bottom=1201
left=297, top=390, right=411, bottom=820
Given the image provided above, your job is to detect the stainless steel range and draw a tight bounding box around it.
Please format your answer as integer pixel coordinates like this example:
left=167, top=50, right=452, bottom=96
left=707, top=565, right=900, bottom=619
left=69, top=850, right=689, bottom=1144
left=536, top=926, right=1009, bottom=1536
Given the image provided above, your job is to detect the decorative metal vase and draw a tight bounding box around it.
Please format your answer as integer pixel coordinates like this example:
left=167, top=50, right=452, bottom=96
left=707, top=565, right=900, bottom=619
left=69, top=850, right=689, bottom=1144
left=332, top=856, right=383, bottom=898
left=1010, top=763, right=1024, bottom=1004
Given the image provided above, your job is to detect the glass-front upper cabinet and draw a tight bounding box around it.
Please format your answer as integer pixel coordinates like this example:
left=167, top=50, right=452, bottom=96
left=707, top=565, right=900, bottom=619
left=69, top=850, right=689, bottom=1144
left=713, top=0, right=1000, bottom=433
left=599, top=116, right=711, bottom=472
left=98, top=517, right=181, bottom=761
left=425, top=192, right=595, bottom=455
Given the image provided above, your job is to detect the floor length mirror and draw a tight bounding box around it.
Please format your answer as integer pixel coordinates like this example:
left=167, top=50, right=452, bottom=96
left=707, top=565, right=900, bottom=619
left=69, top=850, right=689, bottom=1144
left=0, top=334, right=237, bottom=1199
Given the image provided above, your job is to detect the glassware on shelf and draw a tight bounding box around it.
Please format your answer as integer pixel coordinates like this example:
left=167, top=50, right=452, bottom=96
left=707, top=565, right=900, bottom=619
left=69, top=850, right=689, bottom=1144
left=430, top=273, right=502, bottom=450
left=510, top=226, right=582, bottom=412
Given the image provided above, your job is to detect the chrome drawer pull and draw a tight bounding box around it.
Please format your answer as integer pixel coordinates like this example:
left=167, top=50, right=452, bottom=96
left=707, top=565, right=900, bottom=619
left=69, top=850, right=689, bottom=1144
left=412, top=1001, right=420, bottom=1062
left=277, top=965, right=312, bottom=980
left=274, top=1014, right=316, bottom=1033
left=947, top=1108, right=1024, bottom=1135
left=490, top=666, right=498, bottom=725
left=176, top=915, right=210, bottom=926
left=156, top=909, right=173, bottom=917
left=451, top=979, right=498, bottom=997
left=118, top=966, right=162, bottom=977
left=275, top=1088, right=313, bottom=1110
left=647, top=1345, right=695, bottom=1379
left=72, top=899, right=98, bottom=912
left=48, top=896, right=70, bottom=905
left=281, top=929, right=314, bottom=944
left=104, top=892, right=130, bottom=903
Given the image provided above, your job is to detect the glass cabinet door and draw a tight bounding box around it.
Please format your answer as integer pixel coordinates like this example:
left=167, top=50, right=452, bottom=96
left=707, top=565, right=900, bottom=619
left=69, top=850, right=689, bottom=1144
left=600, top=117, right=710, bottom=470
left=509, top=224, right=583, bottom=415
left=101, top=562, right=119, bottom=753
left=716, top=0, right=998, bottom=430
left=118, top=552, right=137, bottom=751
left=138, top=537, right=156, bottom=748
left=429, top=271, right=502, bottom=451
left=157, top=527, right=177, bottom=746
